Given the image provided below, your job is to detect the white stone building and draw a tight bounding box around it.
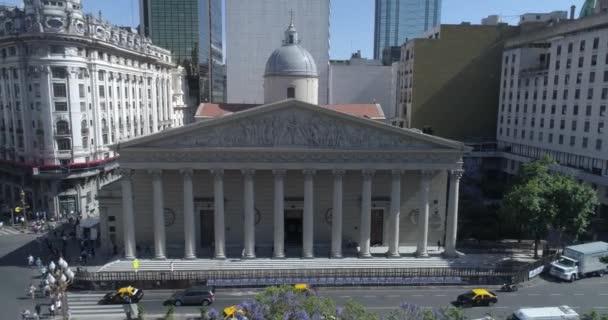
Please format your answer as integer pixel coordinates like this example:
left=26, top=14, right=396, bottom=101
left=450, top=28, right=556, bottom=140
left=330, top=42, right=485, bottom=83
left=0, top=0, right=189, bottom=219
left=329, top=52, right=393, bottom=120
left=496, top=13, right=608, bottom=212
left=225, top=0, right=330, bottom=105
left=98, top=22, right=467, bottom=262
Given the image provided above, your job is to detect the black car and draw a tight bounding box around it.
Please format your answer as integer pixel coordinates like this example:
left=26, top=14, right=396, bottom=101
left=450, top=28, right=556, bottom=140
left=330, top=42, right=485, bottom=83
left=456, top=289, right=498, bottom=307
left=170, top=286, right=215, bottom=306
left=100, top=286, right=144, bottom=305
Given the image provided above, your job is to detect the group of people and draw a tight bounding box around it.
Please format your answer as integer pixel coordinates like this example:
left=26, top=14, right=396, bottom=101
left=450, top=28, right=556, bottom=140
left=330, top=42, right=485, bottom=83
left=21, top=299, right=67, bottom=319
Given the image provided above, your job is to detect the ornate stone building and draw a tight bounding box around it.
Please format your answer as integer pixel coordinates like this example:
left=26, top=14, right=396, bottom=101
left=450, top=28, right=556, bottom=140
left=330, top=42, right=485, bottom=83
left=0, top=0, right=190, bottom=219
left=99, top=22, right=467, bottom=261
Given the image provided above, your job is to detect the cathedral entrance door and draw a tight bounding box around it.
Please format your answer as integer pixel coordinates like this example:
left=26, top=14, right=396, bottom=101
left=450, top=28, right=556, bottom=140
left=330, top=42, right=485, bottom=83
left=370, top=208, right=384, bottom=246
left=200, top=210, right=214, bottom=248
left=284, top=209, right=303, bottom=254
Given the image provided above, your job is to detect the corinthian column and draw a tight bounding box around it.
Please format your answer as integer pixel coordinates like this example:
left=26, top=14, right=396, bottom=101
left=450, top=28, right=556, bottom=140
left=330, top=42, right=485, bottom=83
left=212, top=169, right=226, bottom=259
left=416, top=170, right=433, bottom=258
left=273, top=170, right=286, bottom=259
left=445, top=170, right=464, bottom=258
left=120, top=169, right=136, bottom=260
left=242, top=169, right=256, bottom=259
left=150, top=169, right=166, bottom=259
left=181, top=169, right=196, bottom=259
left=359, top=169, right=374, bottom=258
left=302, top=169, right=315, bottom=259
left=387, top=170, right=402, bottom=258
left=330, top=169, right=345, bottom=258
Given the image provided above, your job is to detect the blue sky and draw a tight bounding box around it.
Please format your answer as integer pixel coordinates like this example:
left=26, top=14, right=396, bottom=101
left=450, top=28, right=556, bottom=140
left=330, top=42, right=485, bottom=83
left=6, top=0, right=581, bottom=59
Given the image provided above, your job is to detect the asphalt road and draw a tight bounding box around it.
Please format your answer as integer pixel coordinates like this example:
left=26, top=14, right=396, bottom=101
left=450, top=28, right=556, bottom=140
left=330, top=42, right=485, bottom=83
left=67, top=276, right=608, bottom=319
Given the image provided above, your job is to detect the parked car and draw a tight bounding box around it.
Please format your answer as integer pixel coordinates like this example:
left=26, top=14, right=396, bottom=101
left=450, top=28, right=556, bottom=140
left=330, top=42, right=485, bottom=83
left=511, top=306, right=579, bottom=320
left=455, top=288, right=497, bottom=307
left=100, top=286, right=144, bottom=304
left=170, top=286, right=215, bottom=306
left=549, top=242, right=608, bottom=282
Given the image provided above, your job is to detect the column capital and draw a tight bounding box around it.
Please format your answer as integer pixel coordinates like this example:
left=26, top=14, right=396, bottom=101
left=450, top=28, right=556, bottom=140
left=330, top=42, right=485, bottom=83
left=241, top=169, right=255, bottom=176
left=362, top=169, right=375, bottom=178
left=332, top=169, right=346, bottom=176
left=148, top=169, right=163, bottom=177
left=449, top=169, right=464, bottom=180
left=303, top=169, right=316, bottom=176
left=272, top=169, right=287, bottom=177
left=180, top=168, right=194, bottom=176
left=211, top=169, right=224, bottom=177
left=119, top=168, right=133, bottom=178
left=420, top=169, right=436, bottom=179
left=391, top=169, right=404, bottom=176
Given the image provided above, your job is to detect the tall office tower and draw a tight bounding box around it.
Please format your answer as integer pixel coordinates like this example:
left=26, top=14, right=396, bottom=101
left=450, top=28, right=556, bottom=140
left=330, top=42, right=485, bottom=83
left=140, top=0, right=225, bottom=103
left=496, top=13, right=608, bottom=214
left=373, top=0, right=442, bottom=60
left=225, top=0, right=330, bottom=104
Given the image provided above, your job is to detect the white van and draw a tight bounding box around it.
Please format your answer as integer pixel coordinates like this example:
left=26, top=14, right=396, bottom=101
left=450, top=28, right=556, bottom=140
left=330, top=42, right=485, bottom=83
left=512, top=306, right=579, bottom=320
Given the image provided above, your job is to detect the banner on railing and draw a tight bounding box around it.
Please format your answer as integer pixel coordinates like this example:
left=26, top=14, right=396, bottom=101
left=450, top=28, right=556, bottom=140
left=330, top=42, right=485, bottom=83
left=528, top=265, right=544, bottom=278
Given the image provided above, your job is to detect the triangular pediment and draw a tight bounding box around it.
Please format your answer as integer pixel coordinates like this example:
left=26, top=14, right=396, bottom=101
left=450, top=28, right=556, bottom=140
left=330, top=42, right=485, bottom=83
left=118, top=99, right=465, bottom=152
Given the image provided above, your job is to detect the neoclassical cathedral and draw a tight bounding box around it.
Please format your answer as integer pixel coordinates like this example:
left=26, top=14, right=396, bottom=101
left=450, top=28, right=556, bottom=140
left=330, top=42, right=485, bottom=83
left=98, top=21, right=467, bottom=261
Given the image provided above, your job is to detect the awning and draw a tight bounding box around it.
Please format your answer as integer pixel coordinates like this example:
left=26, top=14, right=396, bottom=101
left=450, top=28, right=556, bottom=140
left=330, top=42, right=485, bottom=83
left=80, top=217, right=99, bottom=229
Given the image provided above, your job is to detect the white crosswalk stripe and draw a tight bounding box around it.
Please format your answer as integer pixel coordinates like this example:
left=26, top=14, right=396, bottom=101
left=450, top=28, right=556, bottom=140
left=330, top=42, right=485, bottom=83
left=0, top=227, right=22, bottom=236
left=67, top=293, right=127, bottom=319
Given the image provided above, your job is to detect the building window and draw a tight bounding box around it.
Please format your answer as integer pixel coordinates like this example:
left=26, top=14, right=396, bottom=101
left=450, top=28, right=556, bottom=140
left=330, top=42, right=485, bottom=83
left=568, top=42, right=573, bottom=53
left=596, top=139, right=603, bottom=150
left=57, top=138, right=71, bottom=151
left=572, top=120, right=577, bottom=131
left=584, top=121, right=590, bottom=132
left=79, top=84, right=85, bottom=98
left=593, top=37, right=599, bottom=49
left=51, top=67, right=66, bottom=79
left=56, top=120, right=69, bottom=134
left=82, top=136, right=88, bottom=148
left=52, top=83, right=66, bottom=97
left=590, top=72, right=596, bottom=83
left=570, top=136, right=575, bottom=146
left=578, top=57, right=584, bottom=68
left=592, top=55, right=597, bottom=66
left=50, top=45, right=65, bottom=55
left=558, top=135, right=564, bottom=145
left=583, top=137, right=588, bottom=148
left=580, top=40, right=586, bottom=52
left=54, top=102, right=67, bottom=111
left=573, top=105, right=579, bottom=115
left=586, top=105, right=592, bottom=116
left=588, top=88, right=594, bottom=100
left=287, top=87, right=295, bottom=99
left=99, top=85, right=105, bottom=98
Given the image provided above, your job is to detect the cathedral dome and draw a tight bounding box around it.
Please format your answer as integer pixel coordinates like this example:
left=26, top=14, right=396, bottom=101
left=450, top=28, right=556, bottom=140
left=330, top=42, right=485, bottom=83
left=264, top=22, right=318, bottom=78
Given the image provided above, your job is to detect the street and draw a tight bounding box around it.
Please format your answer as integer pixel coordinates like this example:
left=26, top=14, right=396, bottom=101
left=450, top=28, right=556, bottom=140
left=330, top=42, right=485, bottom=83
left=68, top=276, right=608, bottom=319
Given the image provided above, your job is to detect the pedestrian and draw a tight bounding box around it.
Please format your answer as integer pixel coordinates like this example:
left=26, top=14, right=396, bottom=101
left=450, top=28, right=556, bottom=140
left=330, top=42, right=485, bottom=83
left=29, top=283, right=37, bottom=299
left=437, top=240, right=441, bottom=251
left=49, top=303, right=55, bottom=317
left=35, top=304, right=41, bottom=316
left=27, top=254, right=34, bottom=266
left=35, top=257, right=42, bottom=268
left=21, top=309, right=30, bottom=320
left=90, top=246, right=95, bottom=257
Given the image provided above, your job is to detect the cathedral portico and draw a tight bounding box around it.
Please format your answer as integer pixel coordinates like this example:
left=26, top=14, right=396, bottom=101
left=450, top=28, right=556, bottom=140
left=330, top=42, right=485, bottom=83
left=103, top=99, right=467, bottom=261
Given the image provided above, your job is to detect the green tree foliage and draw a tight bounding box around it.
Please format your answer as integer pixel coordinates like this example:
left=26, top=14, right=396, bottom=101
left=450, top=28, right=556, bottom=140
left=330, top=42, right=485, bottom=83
left=503, top=157, right=599, bottom=258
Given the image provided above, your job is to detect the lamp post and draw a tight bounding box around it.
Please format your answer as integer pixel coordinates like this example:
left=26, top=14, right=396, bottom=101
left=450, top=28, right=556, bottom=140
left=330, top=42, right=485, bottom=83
left=44, top=257, right=74, bottom=320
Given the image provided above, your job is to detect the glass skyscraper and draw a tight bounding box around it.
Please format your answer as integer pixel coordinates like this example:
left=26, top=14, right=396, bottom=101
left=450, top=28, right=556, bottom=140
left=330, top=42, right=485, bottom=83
left=141, top=0, right=225, bottom=103
left=373, top=0, right=441, bottom=59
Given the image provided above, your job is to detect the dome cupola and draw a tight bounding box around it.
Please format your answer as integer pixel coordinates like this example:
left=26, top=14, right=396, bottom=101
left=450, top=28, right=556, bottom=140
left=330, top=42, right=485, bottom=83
left=263, top=16, right=319, bottom=105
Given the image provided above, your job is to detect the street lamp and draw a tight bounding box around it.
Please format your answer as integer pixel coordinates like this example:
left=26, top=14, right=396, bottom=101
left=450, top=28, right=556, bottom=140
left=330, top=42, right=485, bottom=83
left=44, top=257, right=75, bottom=320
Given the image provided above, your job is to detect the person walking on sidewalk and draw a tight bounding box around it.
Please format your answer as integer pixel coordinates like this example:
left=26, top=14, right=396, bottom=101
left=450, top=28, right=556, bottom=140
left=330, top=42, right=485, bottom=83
left=27, top=254, right=34, bottom=267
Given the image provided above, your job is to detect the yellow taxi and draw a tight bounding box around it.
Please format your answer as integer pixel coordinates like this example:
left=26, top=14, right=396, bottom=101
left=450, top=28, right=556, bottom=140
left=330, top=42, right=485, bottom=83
left=294, top=283, right=316, bottom=296
left=456, top=288, right=498, bottom=307
left=223, top=306, right=247, bottom=320
left=101, top=286, right=144, bottom=304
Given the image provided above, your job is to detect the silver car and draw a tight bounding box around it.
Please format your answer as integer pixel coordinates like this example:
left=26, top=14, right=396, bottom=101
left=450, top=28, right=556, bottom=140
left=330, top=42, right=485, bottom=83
left=171, top=286, right=215, bottom=306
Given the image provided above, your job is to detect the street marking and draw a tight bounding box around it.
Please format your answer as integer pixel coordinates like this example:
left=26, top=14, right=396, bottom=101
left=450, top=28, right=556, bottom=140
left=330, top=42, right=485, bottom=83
left=495, top=307, right=509, bottom=309
left=527, top=293, right=540, bottom=296
left=363, top=295, right=376, bottom=298
left=386, top=295, right=400, bottom=298
left=434, top=294, right=446, bottom=297
left=594, top=307, right=608, bottom=309
left=574, top=293, right=584, bottom=296
left=600, top=293, right=608, bottom=296
left=412, top=294, right=424, bottom=297
left=339, top=296, right=351, bottom=298
left=550, top=294, right=561, bottom=296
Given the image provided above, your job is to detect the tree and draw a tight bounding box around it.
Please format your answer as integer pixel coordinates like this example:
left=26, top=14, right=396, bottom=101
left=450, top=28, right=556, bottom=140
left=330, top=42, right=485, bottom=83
left=503, top=178, right=555, bottom=258
left=503, top=157, right=599, bottom=258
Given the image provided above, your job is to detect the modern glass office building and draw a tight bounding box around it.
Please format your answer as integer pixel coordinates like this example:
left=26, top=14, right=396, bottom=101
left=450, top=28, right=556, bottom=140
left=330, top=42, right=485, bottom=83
left=373, top=0, right=441, bottom=59
left=140, top=0, right=225, bottom=103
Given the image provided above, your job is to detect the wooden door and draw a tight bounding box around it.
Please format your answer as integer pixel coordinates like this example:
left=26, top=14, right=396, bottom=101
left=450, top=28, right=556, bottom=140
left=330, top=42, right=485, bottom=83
left=200, top=210, right=214, bottom=247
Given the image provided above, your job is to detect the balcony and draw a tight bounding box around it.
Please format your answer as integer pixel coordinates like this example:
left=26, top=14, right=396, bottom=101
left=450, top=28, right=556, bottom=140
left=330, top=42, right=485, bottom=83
left=81, top=127, right=89, bottom=135
left=54, top=129, right=71, bottom=136
left=102, top=126, right=109, bottom=133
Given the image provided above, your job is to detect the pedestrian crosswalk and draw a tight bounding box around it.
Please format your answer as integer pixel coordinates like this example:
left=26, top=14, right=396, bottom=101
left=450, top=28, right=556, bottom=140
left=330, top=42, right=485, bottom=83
left=67, top=293, right=126, bottom=319
left=0, top=226, right=22, bottom=236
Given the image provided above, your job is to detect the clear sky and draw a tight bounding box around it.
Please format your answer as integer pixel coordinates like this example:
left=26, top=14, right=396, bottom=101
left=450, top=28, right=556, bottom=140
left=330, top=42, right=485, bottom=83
left=5, top=0, right=582, bottom=59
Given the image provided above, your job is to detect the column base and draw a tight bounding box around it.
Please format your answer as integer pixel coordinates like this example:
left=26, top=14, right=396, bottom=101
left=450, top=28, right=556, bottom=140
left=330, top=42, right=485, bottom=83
left=242, top=255, right=256, bottom=260
left=442, top=250, right=463, bottom=259
left=214, top=255, right=226, bottom=260
left=272, top=254, right=286, bottom=259
left=330, top=253, right=343, bottom=259
left=358, top=253, right=373, bottom=259
left=124, top=255, right=136, bottom=261
left=301, top=255, right=315, bottom=259
left=414, top=250, right=429, bottom=258
left=386, top=252, right=401, bottom=258
left=154, top=255, right=167, bottom=260
left=184, top=255, right=197, bottom=260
